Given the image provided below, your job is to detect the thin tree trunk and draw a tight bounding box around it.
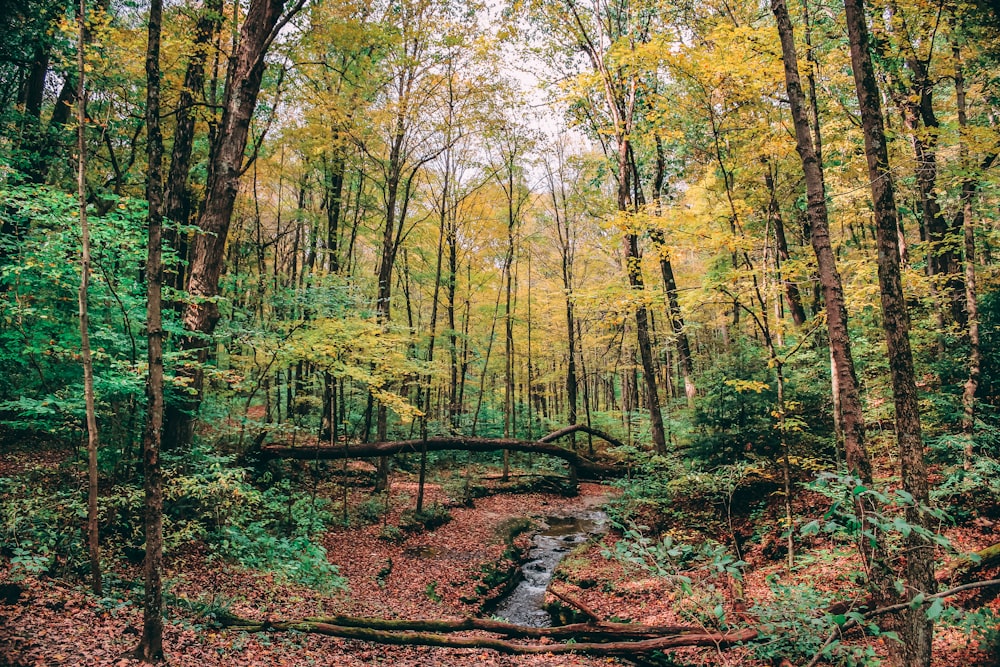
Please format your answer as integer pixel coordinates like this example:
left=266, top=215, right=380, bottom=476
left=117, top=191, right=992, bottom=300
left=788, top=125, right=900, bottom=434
left=76, top=0, right=101, bottom=598
left=525, top=252, right=535, bottom=440
left=577, top=319, right=594, bottom=455
left=955, top=46, right=979, bottom=471
left=648, top=139, right=695, bottom=408
left=132, top=0, right=166, bottom=659
left=547, top=149, right=578, bottom=446
left=502, top=159, right=518, bottom=479
left=618, top=144, right=666, bottom=454
left=762, top=159, right=807, bottom=327
left=844, top=0, right=936, bottom=663
left=447, top=213, right=459, bottom=428
left=417, top=91, right=454, bottom=508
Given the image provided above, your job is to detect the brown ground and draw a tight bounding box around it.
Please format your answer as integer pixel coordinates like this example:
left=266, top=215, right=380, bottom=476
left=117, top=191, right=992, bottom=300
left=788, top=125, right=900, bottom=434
left=1, top=473, right=997, bottom=666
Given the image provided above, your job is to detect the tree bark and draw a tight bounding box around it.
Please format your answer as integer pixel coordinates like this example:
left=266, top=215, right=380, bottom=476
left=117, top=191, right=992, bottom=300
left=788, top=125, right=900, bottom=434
left=165, top=0, right=293, bottom=450
left=75, top=0, right=101, bottom=598
left=226, top=612, right=749, bottom=643
left=231, top=620, right=756, bottom=656
left=163, top=0, right=223, bottom=294
left=771, top=0, right=871, bottom=483
left=955, top=46, right=980, bottom=471
left=262, top=424, right=627, bottom=480
left=844, top=0, right=936, bottom=663
left=649, top=138, right=696, bottom=408
left=132, top=0, right=166, bottom=660
left=761, top=159, right=807, bottom=328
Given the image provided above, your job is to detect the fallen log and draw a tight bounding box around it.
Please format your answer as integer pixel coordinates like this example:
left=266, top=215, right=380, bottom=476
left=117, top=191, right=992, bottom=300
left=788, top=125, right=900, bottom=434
left=548, top=585, right=603, bottom=624
left=938, top=541, right=1000, bottom=584
left=229, top=615, right=696, bottom=641
left=224, top=615, right=757, bottom=656
left=261, top=424, right=629, bottom=480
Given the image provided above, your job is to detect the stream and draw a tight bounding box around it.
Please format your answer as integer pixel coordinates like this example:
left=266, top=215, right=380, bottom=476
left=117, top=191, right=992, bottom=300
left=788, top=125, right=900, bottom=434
left=492, top=510, right=608, bottom=627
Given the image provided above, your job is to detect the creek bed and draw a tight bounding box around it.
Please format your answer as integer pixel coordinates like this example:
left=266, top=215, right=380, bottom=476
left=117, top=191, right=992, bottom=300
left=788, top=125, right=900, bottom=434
left=492, top=510, right=607, bottom=627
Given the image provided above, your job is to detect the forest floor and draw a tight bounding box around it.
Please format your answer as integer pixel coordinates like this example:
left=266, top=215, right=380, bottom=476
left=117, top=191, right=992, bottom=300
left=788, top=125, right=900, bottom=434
left=1, top=459, right=998, bottom=666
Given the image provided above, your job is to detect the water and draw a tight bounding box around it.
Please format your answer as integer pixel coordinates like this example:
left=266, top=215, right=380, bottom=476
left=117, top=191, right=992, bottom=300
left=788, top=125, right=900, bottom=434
left=492, top=511, right=607, bottom=627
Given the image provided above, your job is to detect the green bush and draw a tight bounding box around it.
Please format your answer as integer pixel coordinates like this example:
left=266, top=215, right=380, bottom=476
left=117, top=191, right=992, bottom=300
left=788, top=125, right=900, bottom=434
left=216, top=523, right=344, bottom=592
left=0, top=474, right=85, bottom=579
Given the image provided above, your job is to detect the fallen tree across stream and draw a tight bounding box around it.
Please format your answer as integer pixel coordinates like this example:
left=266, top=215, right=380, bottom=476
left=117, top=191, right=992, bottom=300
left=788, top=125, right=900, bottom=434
left=223, top=579, right=1000, bottom=661
left=223, top=614, right=758, bottom=656
left=261, top=424, right=629, bottom=480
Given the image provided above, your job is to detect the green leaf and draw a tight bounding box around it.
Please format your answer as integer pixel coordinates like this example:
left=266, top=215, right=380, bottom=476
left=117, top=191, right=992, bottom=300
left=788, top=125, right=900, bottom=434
left=926, top=598, right=944, bottom=620
left=801, top=519, right=820, bottom=536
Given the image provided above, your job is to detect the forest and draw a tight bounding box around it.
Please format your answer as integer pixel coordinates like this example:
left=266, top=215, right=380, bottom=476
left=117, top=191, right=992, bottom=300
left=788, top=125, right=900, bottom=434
left=1, top=0, right=1000, bottom=664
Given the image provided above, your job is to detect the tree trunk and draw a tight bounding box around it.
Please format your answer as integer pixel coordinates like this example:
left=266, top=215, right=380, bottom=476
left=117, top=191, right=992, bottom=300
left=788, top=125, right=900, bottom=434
left=503, top=173, right=517, bottom=478
left=771, top=0, right=870, bottom=483
left=762, top=159, right=807, bottom=327
left=649, top=138, right=696, bottom=408
left=325, top=153, right=346, bottom=274
left=165, top=0, right=292, bottom=450
left=844, top=0, right=936, bottom=663
left=132, top=0, right=166, bottom=660
left=417, top=87, right=454, bottom=508
left=955, top=46, right=980, bottom=471
left=226, top=615, right=756, bottom=657
left=76, top=0, right=101, bottom=598
left=163, top=0, right=223, bottom=291
left=263, top=423, right=627, bottom=480
left=618, top=142, right=666, bottom=454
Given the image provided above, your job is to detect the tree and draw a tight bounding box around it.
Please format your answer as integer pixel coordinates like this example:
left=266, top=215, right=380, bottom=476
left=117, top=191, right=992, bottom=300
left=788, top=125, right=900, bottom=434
left=770, top=0, right=870, bottom=482
left=75, top=0, right=101, bottom=597
left=130, top=0, right=166, bottom=660
left=529, top=0, right=667, bottom=453
left=162, top=0, right=224, bottom=293
left=844, top=0, right=936, bottom=663
left=165, top=0, right=305, bottom=449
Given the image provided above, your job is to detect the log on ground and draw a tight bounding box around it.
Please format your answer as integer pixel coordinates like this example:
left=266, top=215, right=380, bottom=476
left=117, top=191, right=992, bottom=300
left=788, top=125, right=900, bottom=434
left=261, top=424, right=628, bottom=480
left=224, top=615, right=756, bottom=656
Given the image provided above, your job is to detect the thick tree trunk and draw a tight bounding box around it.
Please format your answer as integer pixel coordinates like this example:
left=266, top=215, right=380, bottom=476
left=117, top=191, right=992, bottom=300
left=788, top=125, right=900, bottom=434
left=22, top=44, right=49, bottom=120
left=225, top=612, right=757, bottom=655
left=163, top=0, right=223, bottom=293
left=324, top=153, right=346, bottom=274
left=771, top=0, right=871, bottom=483
left=227, top=617, right=756, bottom=657
left=844, top=0, right=936, bottom=663
left=132, top=0, right=166, bottom=660
left=262, top=423, right=627, bottom=480
left=165, top=0, right=291, bottom=450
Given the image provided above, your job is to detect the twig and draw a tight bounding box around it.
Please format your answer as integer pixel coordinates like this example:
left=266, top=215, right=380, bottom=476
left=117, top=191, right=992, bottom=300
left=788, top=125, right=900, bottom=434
left=804, top=578, right=1000, bottom=667
left=549, top=585, right=603, bottom=623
